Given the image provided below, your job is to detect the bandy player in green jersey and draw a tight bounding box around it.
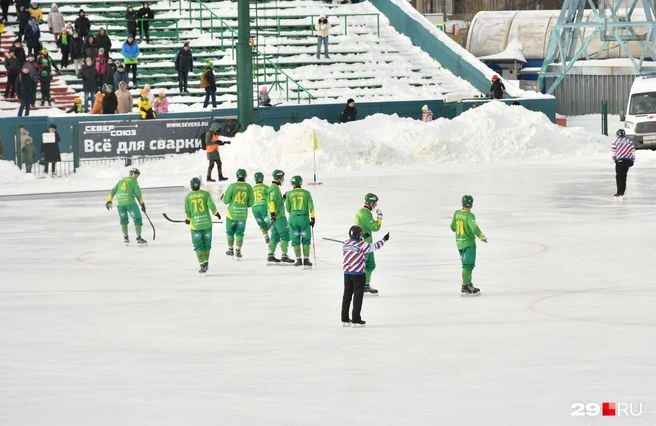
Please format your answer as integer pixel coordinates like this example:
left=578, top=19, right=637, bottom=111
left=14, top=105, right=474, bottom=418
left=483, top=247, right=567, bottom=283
left=222, top=169, right=254, bottom=260
left=185, top=177, right=221, bottom=274
left=355, top=193, right=384, bottom=294
left=285, top=175, right=316, bottom=269
left=106, top=168, right=148, bottom=246
left=267, top=169, right=295, bottom=265
left=251, top=172, right=271, bottom=244
left=450, top=195, right=487, bottom=296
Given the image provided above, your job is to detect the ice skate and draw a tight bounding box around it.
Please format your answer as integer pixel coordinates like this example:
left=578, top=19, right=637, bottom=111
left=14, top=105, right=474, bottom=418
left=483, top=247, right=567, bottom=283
left=226, top=248, right=234, bottom=257
left=461, top=283, right=481, bottom=297
left=342, top=320, right=351, bottom=327
left=267, top=254, right=281, bottom=265
left=199, top=262, right=208, bottom=275
left=136, top=236, right=148, bottom=247
left=123, top=234, right=129, bottom=246
left=364, top=285, right=379, bottom=295
left=234, top=249, right=242, bottom=260
left=351, top=320, right=366, bottom=328
left=280, top=255, right=295, bottom=265
left=294, top=259, right=303, bottom=268
left=303, top=258, right=313, bottom=270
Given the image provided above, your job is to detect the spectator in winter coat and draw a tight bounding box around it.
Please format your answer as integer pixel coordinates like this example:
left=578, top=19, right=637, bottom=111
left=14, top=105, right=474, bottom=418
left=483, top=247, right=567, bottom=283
left=78, top=57, right=98, bottom=111
left=70, top=31, right=84, bottom=74
left=202, top=61, right=216, bottom=108
left=82, top=35, right=98, bottom=63
left=138, top=89, right=155, bottom=119
left=488, top=75, right=506, bottom=99
left=24, top=52, right=39, bottom=106
left=125, top=5, right=137, bottom=38
left=22, top=137, right=37, bottom=173
left=95, top=27, right=112, bottom=58
left=47, top=3, right=65, bottom=42
left=142, top=83, right=154, bottom=105
left=16, top=66, right=34, bottom=116
left=121, top=35, right=140, bottom=87
left=315, top=15, right=331, bottom=59
left=37, top=47, right=58, bottom=75
left=66, top=96, right=84, bottom=113
left=24, top=16, right=40, bottom=56
left=1, top=0, right=10, bottom=22
left=28, top=2, right=42, bottom=22
left=175, top=41, right=193, bottom=92
left=19, top=126, right=30, bottom=149
left=101, top=84, right=117, bottom=114
left=74, top=9, right=90, bottom=42
left=91, top=90, right=103, bottom=114
left=11, top=40, right=26, bottom=67
left=115, top=80, right=132, bottom=113
left=38, top=69, right=52, bottom=105
left=103, top=57, right=117, bottom=88
left=113, top=62, right=129, bottom=91
left=4, top=50, right=20, bottom=98
left=18, top=6, right=30, bottom=41
left=421, top=104, right=433, bottom=122
left=57, top=28, right=70, bottom=68
left=258, top=86, right=271, bottom=106
left=136, top=2, right=154, bottom=43
left=153, top=88, right=168, bottom=114
left=94, top=49, right=106, bottom=87
left=41, top=123, right=61, bottom=175
left=340, top=98, right=357, bottom=123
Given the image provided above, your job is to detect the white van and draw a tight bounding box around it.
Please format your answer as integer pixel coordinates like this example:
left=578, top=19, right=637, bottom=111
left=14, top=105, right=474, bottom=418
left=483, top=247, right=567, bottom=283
left=621, top=74, right=656, bottom=149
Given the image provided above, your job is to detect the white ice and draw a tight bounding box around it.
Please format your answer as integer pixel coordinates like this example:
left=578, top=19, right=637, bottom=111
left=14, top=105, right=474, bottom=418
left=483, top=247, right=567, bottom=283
left=1, top=103, right=655, bottom=425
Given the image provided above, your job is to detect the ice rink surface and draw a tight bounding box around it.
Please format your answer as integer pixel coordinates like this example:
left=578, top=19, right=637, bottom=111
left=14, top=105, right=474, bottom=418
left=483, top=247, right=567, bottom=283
left=1, top=161, right=655, bottom=425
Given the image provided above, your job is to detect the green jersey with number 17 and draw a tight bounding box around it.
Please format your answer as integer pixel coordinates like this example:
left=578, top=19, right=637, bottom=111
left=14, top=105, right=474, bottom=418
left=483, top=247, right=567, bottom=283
left=450, top=209, right=484, bottom=250
left=185, top=190, right=218, bottom=230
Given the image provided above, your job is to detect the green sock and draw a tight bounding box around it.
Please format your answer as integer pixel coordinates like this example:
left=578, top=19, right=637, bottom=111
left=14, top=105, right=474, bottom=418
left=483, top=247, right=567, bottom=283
left=236, top=237, right=243, bottom=249
left=227, top=235, right=234, bottom=248
left=281, top=240, right=289, bottom=255
left=294, top=246, right=301, bottom=258
left=121, top=225, right=127, bottom=235
left=462, top=270, right=472, bottom=285
left=365, top=270, right=372, bottom=285
left=302, top=245, right=310, bottom=258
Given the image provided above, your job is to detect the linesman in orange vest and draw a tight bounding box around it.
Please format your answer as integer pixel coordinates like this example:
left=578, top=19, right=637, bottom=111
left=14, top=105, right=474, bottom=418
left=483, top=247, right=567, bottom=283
left=205, top=121, right=230, bottom=182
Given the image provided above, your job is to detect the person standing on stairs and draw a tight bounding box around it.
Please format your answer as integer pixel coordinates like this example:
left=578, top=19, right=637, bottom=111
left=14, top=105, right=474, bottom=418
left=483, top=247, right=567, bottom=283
left=121, top=34, right=140, bottom=87
left=137, top=2, right=154, bottom=43
left=315, top=15, right=331, bottom=59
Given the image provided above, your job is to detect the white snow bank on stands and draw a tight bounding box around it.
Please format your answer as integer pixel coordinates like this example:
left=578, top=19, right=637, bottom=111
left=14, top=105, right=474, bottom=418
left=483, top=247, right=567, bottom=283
left=0, top=102, right=610, bottom=193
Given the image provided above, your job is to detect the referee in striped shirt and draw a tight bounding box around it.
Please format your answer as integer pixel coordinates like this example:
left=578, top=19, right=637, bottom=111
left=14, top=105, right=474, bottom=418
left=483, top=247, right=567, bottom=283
left=612, top=129, right=636, bottom=198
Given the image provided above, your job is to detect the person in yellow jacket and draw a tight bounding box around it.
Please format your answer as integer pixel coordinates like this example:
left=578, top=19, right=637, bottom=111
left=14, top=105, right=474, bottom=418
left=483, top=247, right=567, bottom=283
left=138, top=89, right=155, bottom=119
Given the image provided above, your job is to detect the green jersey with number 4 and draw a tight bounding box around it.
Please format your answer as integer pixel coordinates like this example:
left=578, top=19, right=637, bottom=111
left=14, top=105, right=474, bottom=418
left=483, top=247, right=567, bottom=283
left=223, top=181, right=254, bottom=220
left=108, top=176, right=143, bottom=206
left=252, top=183, right=269, bottom=207
left=285, top=188, right=315, bottom=217
left=185, top=190, right=218, bottom=230
left=450, top=209, right=484, bottom=250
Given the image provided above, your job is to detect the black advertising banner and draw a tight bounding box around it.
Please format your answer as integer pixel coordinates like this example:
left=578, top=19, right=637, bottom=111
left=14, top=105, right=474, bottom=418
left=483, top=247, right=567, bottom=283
left=77, top=118, right=231, bottom=159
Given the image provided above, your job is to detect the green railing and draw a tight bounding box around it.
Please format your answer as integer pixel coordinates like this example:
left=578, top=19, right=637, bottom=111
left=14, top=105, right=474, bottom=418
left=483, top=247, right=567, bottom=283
left=253, top=53, right=315, bottom=105
left=189, top=1, right=239, bottom=55
left=93, top=18, right=183, bottom=43
left=253, top=13, right=381, bottom=37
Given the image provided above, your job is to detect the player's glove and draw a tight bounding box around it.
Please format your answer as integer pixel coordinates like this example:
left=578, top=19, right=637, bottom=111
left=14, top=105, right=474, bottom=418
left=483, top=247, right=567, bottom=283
left=105, top=201, right=112, bottom=210
left=220, top=193, right=225, bottom=201
left=184, top=219, right=190, bottom=225
left=481, top=236, right=488, bottom=243
left=363, top=233, right=371, bottom=239
left=376, top=208, right=383, bottom=219
left=140, top=202, right=146, bottom=212
left=214, top=211, right=221, bottom=220
left=383, top=232, right=390, bottom=241
left=310, top=217, right=315, bottom=227
left=270, top=212, right=276, bottom=223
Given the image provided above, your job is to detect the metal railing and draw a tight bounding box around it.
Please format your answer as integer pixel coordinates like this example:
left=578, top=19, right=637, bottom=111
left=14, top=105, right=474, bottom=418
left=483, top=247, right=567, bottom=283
left=255, top=13, right=381, bottom=37
left=92, top=18, right=183, bottom=43
left=253, top=53, right=315, bottom=105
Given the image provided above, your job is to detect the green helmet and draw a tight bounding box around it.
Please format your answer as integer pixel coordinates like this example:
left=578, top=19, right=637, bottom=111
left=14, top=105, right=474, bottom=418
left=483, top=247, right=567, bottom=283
left=190, top=177, right=201, bottom=190
left=461, top=195, right=474, bottom=207
left=291, top=175, right=303, bottom=187
left=364, top=193, right=379, bottom=204
left=236, top=169, right=247, bottom=180
left=129, top=168, right=140, bottom=176
left=254, top=172, right=264, bottom=183
left=272, top=169, right=285, bottom=180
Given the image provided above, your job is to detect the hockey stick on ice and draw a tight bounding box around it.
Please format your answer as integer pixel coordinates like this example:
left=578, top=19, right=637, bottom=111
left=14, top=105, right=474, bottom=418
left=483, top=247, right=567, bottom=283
left=322, top=237, right=344, bottom=244
left=162, top=213, right=223, bottom=224
left=143, top=210, right=156, bottom=241
left=311, top=226, right=317, bottom=267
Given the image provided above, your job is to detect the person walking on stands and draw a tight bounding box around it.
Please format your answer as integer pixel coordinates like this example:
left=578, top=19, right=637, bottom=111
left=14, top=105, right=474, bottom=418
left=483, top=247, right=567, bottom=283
left=267, top=169, right=295, bottom=265
left=340, top=98, right=357, bottom=123
left=204, top=121, right=229, bottom=182
left=341, top=226, right=389, bottom=328
left=612, top=129, right=636, bottom=198
left=106, top=168, right=148, bottom=246
left=251, top=171, right=271, bottom=244
left=201, top=61, right=217, bottom=108
left=222, top=169, right=254, bottom=260
left=185, top=177, right=221, bottom=274
left=175, top=42, right=193, bottom=92
left=285, top=175, right=315, bottom=268
left=450, top=195, right=487, bottom=296
left=355, top=193, right=383, bottom=294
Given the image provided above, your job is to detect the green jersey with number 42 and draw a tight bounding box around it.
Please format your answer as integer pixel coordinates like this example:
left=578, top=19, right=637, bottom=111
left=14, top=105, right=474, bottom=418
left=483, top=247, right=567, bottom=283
left=450, top=209, right=484, bottom=250
left=223, top=181, right=254, bottom=220
left=185, top=190, right=218, bottom=230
